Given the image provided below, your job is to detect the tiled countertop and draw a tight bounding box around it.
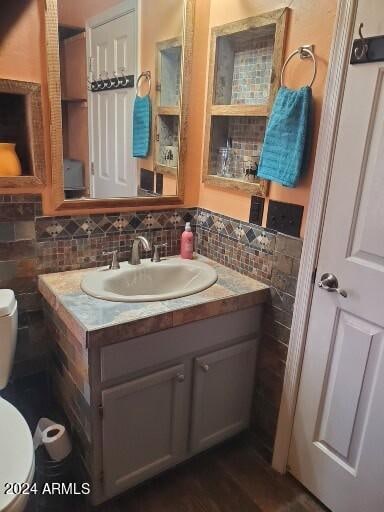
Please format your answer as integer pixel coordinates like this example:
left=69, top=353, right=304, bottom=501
left=38, top=255, right=269, bottom=347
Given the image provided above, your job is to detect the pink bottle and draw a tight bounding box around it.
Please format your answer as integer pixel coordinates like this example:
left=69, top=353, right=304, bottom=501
left=180, top=222, right=194, bottom=259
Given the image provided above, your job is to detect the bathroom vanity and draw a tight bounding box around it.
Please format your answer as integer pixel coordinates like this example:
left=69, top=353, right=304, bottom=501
left=38, top=256, right=269, bottom=504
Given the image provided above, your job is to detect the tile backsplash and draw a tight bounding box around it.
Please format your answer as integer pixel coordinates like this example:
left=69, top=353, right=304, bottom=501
left=0, top=195, right=302, bottom=459
left=196, top=208, right=302, bottom=459
left=0, top=194, right=195, bottom=377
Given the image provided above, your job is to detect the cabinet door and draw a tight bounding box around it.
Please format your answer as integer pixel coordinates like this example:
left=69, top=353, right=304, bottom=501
left=190, top=339, right=258, bottom=454
left=102, top=363, right=188, bottom=498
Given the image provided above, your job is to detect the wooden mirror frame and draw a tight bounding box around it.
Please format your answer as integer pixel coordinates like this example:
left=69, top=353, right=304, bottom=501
left=45, top=0, right=195, bottom=211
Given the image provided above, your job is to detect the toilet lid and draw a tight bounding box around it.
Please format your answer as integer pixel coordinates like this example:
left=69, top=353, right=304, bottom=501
left=0, top=290, right=16, bottom=318
left=0, top=398, right=34, bottom=510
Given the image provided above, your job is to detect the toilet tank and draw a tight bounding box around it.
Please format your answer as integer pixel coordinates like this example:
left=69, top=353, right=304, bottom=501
left=0, top=290, right=18, bottom=390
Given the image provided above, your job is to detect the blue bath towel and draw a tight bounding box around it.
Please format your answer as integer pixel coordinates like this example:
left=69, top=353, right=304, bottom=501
left=257, top=86, right=312, bottom=187
left=132, top=95, right=151, bottom=158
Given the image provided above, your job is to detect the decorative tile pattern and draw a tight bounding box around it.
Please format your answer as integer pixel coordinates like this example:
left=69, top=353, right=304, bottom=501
left=35, top=208, right=197, bottom=242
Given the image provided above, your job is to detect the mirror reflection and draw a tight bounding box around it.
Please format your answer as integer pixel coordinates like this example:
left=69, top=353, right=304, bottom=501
left=57, top=0, right=183, bottom=200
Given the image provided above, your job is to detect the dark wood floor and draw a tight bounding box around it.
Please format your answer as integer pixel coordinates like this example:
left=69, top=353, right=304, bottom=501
left=27, top=435, right=327, bottom=512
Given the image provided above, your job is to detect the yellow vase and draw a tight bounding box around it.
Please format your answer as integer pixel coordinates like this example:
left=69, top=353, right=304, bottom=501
left=0, top=143, right=22, bottom=177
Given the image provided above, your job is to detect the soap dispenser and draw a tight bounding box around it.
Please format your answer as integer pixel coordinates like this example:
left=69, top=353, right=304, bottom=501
left=180, top=222, right=194, bottom=259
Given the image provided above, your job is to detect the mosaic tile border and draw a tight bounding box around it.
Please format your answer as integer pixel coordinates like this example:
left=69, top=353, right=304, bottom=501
left=35, top=208, right=197, bottom=242
left=196, top=207, right=277, bottom=255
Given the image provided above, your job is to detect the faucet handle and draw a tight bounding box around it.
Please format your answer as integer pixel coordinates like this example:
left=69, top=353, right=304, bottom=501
left=102, top=250, right=120, bottom=270
left=151, top=243, right=167, bottom=263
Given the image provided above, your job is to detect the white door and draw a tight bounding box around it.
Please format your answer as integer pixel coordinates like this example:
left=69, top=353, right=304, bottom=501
left=88, top=1, right=138, bottom=198
left=289, top=2, right=384, bottom=511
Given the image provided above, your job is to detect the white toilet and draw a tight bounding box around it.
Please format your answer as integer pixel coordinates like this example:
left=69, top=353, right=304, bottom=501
left=0, top=290, right=35, bottom=512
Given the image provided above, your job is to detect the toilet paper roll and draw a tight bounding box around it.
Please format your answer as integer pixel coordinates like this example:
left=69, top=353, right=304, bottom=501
left=33, top=417, right=72, bottom=461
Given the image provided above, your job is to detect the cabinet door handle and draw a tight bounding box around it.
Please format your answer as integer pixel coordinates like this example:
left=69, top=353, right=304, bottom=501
left=200, top=362, right=210, bottom=372
left=176, top=373, right=185, bottom=382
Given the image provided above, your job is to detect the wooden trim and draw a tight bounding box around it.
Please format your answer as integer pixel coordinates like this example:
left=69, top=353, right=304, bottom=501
left=154, top=163, right=178, bottom=178
left=157, top=106, right=180, bottom=116
left=202, top=9, right=287, bottom=197
left=203, top=174, right=269, bottom=196
left=54, top=195, right=183, bottom=211
left=177, top=0, right=195, bottom=202
left=0, top=79, right=45, bottom=187
left=44, top=0, right=195, bottom=212
left=0, top=176, right=43, bottom=188
left=272, top=0, right=358, bottom=473
left=210, top=105, right=268, bottom=117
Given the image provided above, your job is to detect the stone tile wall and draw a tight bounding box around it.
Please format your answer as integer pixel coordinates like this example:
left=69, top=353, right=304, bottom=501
left=196, top=208, right=302, bottom=459
left=231, top=32, right=275, bottom=105
left=0, top=195, right=302, bottom=459
left=0, top=194, right=196, bottom=378
left=0, top=195, right=46, bottom=377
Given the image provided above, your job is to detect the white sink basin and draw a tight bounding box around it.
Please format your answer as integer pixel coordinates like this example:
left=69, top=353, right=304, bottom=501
left=80, top=258, right=218, bottom=302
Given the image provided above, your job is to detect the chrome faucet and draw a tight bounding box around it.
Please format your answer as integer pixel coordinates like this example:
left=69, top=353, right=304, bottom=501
left=102, top=250, right=120, bottom=270
left=151, top=243, right=167, bottom=263
left=129, top=236, right=151, bottom=265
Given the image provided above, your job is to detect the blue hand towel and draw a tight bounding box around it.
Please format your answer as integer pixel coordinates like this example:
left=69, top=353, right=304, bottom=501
left=257, top=86, right=312, bottom=187
left=132, top=95, right=151, bottom=158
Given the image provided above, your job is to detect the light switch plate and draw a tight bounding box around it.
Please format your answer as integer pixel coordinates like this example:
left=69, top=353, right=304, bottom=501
left=249, top=196, right=265, bottom=226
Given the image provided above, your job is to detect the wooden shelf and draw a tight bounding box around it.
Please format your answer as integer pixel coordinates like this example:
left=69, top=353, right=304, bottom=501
left=61, top=97, right=87, bottom=103
left=157, top=106, right=180, bottom=116
left=154, top=163, right=178, bottom=177
left=211, top=104, right=268, bottom=117
left=203, top=174, right=268, bottom=196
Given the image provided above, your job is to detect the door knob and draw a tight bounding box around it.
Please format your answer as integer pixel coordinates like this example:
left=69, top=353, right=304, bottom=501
left=318, top=273, right=347, bottom=298
left=199, top=362, right=210, bottom=372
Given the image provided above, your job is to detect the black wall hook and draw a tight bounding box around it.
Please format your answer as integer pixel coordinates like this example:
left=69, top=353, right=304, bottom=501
left=89, top=74, right=134, bottom=92
left=351, top=23, right=384, bottom=64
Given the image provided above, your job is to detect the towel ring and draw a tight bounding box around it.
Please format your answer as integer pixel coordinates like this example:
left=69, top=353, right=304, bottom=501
left=136, top=71, right=151, bottom=97
left=280, top=46, right=317, bottom=88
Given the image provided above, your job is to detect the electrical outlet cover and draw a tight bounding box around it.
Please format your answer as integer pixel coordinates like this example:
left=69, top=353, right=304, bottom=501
left=266, top=200, right=303, bottom=237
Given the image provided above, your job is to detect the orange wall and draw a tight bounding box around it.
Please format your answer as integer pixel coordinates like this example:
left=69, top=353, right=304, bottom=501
left=0, top=1, right=42, bottom=83
left=0, top=0, right=337, bottom=232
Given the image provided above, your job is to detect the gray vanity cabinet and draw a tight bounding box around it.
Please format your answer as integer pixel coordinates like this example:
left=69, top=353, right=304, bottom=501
left=102, top=363, right=189, bottom=498
left=97, top=307, right=263, bottom=502
left=190, top=339, right=257, bottom=454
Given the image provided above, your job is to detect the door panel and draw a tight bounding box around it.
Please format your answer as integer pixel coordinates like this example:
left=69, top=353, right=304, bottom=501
left=348, top=69, right=384, bottom=267
left=289, top=2, right=384, bottom=510
left=102, top=364, right=189, bottom=498
left=88, top=5, right=137, bottom=198
left=315, top=311, right=383, bottom=465
left=190, top=339, right=257, bottom=454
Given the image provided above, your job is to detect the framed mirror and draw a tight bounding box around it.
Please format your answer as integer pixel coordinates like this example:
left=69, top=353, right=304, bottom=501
left=45, top=0, right=194, bottom=211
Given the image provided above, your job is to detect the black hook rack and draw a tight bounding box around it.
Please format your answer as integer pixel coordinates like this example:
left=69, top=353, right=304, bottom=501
left=350, top=23, right=384, bottom=64
left=89, top=74, right=134, bottom=92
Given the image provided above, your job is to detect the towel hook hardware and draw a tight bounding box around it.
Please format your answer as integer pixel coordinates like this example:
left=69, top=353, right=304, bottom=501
left=354, top=23, right=369, bottom=61
left=280, top=45, right=317, bottom=88
left=88, top=68, right=134, bottom=92
left=136, top=71, right=151, bottom=97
